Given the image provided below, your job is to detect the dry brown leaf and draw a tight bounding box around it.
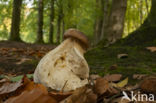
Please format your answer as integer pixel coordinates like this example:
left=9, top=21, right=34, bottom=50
left=111, top=97, right=130, bottom=103
left=61, top=86, right=97, bottom=103
left=107, top=86, right=119, bottom=96
left=124, top=84, right=139, bottom=91
left=0, top=78, right=9, bottom=86
left=117, top=54, right=128, bottom=59
left=60, top=86, right=87, bottom=103
left=86, top=90, right=97, bottom=103
left=133, top=74, right=147, bottom=80
left=109, top=64, right=118, bottom=70
left=90, top=74, right=101, bottom=80
left=94, top=78, right=109, bottom=95
left=140, top=77, right=156, bottom=93
left=0, top=75, right=47, bottom=102
left=146, top=47, right=156, bottom=52
left=104, top=74, right=122, bottom=82
left=0, top=80, right=22, bottom=97
left=22, top=76, right=47, bottom=93
left=4, top=88, right=58, bottom=103
left=49, top=91, right=72, bottom=102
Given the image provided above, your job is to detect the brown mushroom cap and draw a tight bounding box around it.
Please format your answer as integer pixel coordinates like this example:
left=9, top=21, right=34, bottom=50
left=64, top=28, right=89, bottom=49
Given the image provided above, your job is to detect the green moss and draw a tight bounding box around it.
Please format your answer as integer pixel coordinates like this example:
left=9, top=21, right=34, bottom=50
left=85, top=46, right=156, bottom=77
left=114, top=26, right=156, bottom=46
left=22, top=59, right=39, bottom=65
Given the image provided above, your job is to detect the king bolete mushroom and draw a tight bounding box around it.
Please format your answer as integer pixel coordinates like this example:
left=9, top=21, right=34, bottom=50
left=33, top=28, right=90, bottom=92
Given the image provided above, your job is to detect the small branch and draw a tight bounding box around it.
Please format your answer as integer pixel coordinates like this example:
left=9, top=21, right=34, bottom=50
left=61, top=80, right=68, bottom=92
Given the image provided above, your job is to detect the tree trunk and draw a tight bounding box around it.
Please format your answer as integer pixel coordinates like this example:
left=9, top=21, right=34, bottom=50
left=142, top=0, right=156, bottom=27
left=102, top=0, right=127, bottom=45
left=145, top=0, right=149, bottom=13
left=10, top=0, right=22, bottom=41
left=61, top=19, right=65, bottom=42
left=116, top=0, right=156, bottom=46
left=56, top=3, right=63, bottom=44
left=139, top=0, right=143, bottom=24
left=94, top=19, right=103, bottom=44
left=101, top=0, right=110, bottom=42
left=56, top=14, right=61, bottom=43
left=37, top=0, right=44, bottom=43
left=94, top=0, right=103, bottom=45
left=49, top=0, right=55, bottom=43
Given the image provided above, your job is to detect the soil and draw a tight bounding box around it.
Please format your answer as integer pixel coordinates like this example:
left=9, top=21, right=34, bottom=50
left=0, top=41, right=56, bottom=75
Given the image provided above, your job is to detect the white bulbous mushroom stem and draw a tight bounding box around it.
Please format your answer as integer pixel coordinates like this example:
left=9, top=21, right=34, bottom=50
left=34, top=37, right=89, bottom=92
left=73, top=40, right=86, bottom=57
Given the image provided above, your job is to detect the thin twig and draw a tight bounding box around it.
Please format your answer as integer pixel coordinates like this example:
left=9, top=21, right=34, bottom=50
left=61, top=80, right=68, bottom=92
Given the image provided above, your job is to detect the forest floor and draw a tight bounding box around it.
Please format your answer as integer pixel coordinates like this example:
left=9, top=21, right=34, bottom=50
left=0, top=40, right=156, bottom=103
left=0, top=40, right=155, bottom=80
left=85, top=45, right=156, bottom=83
left=0, top=41, right=56, bottom=75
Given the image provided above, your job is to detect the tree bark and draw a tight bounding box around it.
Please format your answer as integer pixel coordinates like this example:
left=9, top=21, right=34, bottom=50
left=37, top=0, right=44, bottom=43
left=101, top=0, right=110, bottom=41
left=61, top=19, right=65, bottom=42
left=139, top=0, right=143, bottom=24
left=56, top=2, right=63, bottom=44
left=94, top=0, right=103, bottom=45
left=56, top=14, right=61, bottom=43
left=10, top=0, right=22, bottom=41
left=142, top=0, right=156, bottom=27
left=145, top=0, right=149, bottom=13
left=102, top=0, right=127, bottom=45
left=49, top=0, right=55, bottom=43
left=94, top=18, right=103, bottom=44
left=116, top=0, right=156, bottom=46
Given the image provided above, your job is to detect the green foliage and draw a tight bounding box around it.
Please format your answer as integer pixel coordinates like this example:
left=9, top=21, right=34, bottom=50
left=0, top=0, right=12, bottom=40
left=20, top=3, right=38, bottom=43
left=0, top=0, right=152, bottom=43
left=123, top=0, right=151, bottom=37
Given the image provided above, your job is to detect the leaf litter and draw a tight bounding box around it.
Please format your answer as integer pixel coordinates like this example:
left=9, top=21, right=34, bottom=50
left=0, top=73, right=155, bottom=103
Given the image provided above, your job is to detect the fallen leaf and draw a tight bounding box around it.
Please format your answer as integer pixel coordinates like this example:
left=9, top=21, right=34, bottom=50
left=49, top=91, right=72, bottom=102
left=111, top=97, right=130, bottom=103
left=90, top=74, right=101, bottom=80
left=61, top=86, right=97, bottom=103
left=5, top=88, right=58, bottom=103
left=107, top=86, right=119, bottom=96
left=146, top=47, right=156, bottom=52
left=104, top=74, right=122, bottom=82
left=116, top=77, right=128, bottom=88
left=140, top=77, right=156, bottom=93
left=21, top=75, right=47, bottom=92
left=109, top=64, right=118, bottom=70
left=0, top=75, right=47, bottom=102
left=0, top=78, right=9, bottom=86
left=124, top=84, right=139, bottom=91
left=117, top=54, right=128, bottom=59
left=0, top=80, right=22, bottom=97
left=86, top=90, right=97, bottom=103
left=94, top=78, right=109, bottom=95
left=133, top=74, right=147, bottom=80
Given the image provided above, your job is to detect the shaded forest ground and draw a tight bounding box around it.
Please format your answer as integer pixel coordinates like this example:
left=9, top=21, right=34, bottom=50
left=0, top=40, right=155, bottom=80
left=85, top=26, right=156, bottom=79
left=0, top=41, right=56, bottom=75
left=85, top=46, right=156, bottom=76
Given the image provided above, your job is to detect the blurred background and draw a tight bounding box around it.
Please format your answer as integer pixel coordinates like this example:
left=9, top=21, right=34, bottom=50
left=0, top=0, right=152, bottom=45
